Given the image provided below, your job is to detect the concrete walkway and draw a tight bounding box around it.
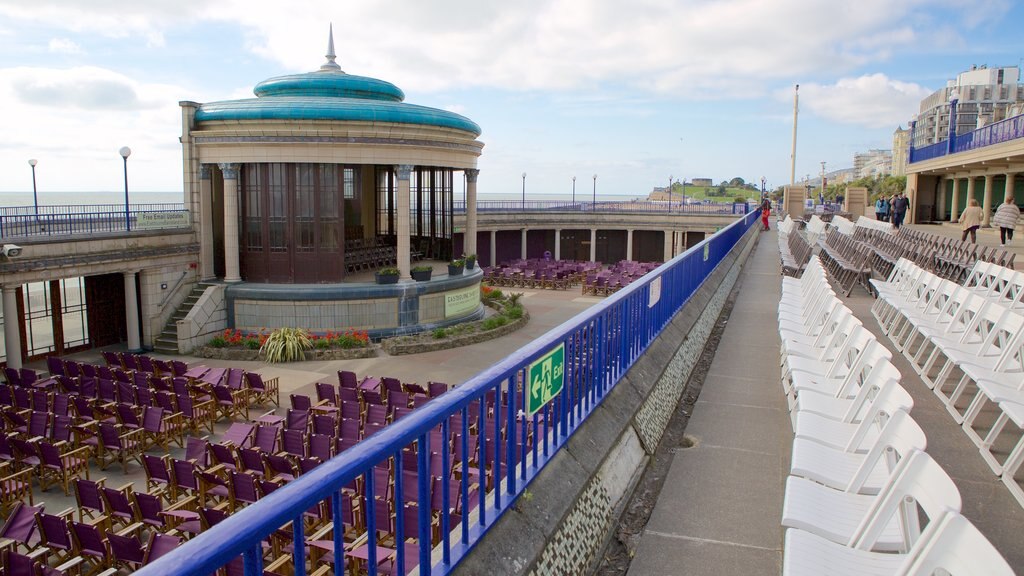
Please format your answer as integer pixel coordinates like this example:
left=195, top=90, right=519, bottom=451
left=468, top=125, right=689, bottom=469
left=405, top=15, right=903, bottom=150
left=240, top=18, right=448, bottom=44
left=628, top=225, right=1024, bottom=575
left=627, top=230, right=789, bottom=575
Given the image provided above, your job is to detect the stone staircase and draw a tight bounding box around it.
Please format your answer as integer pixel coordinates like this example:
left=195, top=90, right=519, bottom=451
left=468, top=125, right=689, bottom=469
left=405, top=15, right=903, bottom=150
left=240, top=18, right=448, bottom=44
left=152, top=281, right=218, bottom=354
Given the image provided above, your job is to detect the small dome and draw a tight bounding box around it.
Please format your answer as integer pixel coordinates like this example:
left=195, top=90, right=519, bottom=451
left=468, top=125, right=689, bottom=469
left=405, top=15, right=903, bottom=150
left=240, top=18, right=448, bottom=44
left=253, top=70, right=405, bottom=102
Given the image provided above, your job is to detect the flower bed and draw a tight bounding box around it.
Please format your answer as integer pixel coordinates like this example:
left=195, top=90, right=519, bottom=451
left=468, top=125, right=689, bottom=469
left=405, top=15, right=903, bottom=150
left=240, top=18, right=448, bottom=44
left=192, top=328, right=376, bottom=361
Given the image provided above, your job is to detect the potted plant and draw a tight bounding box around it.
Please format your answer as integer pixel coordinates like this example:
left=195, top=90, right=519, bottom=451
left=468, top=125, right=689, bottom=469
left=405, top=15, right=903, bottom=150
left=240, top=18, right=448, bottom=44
left=375, top=266, right=400, bottom=284
left=448, top=258, right=465, bottom=276
left=464, top=253, right=477, bottom=270
left=411, top=264, right=433, bottom=282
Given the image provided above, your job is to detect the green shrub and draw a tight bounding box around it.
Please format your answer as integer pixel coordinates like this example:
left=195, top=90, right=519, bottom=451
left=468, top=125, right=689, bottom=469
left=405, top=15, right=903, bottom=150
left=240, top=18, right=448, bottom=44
left=507, top=292, right=523, bottom=306
left=432, top=328, right=448, bottom=339
left=208, top=336, right=227, bottom=348
left=314, top=338, right=331, bottom=349
left=504, top=304, right=524, bottom=320
left=482, top=316, right=508, bottom=330
left=412, top=264, right=433, bottom=272
left=489, top=288, right=504, bottom=299
left=335, top=334, right=365, bottom=349
left=378, top=266, right=400, bottom=275
left=260, top=327, right=313, bottom=363
left=243, top=338, right=261, bottom=350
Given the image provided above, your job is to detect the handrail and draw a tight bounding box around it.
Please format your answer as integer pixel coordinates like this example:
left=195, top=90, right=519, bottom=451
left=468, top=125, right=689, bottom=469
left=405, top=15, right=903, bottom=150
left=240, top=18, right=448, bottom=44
left=138, top=209, right=760, bottom=576
left=909, top=111, right=1024, bottom=164
left=0, top=207, right=190, bottom=240
left=155, top=270, right=190, bottom=313
left=454, top=200, right=754, bottom=215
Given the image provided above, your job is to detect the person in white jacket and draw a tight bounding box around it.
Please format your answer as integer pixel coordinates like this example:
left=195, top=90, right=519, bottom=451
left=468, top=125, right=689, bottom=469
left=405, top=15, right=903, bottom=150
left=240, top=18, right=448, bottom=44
left=992, top=195, right=1021, bottom=246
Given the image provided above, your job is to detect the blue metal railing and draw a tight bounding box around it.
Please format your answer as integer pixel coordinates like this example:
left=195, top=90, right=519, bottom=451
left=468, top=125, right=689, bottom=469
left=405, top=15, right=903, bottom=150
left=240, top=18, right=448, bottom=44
left=455, top=200, right=754, bottom=215
left=909, top=111, right=1024, bottom=164
left=138, top=209, right=760, bottom=576
left=0, top=204, right=189, bottom=239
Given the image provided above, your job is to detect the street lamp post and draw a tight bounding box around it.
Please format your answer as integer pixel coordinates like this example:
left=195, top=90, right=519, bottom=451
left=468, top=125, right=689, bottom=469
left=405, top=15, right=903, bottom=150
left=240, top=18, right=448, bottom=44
left=28, top=159, right=39, bottom=217
left=521, top=172, right=526, bottom=210
left=592, top=174, right=597, bottom=211
left=572, top=176, right=576, bottom=206
left=120, top=146, right=132, bottom=231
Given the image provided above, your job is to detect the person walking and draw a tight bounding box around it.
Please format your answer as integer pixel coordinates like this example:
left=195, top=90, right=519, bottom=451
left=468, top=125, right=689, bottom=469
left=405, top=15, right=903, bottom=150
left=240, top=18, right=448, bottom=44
left=959, top=198, right=983, bottom=243
left=760, top=198, right=771, bottom=231
left=992, top=195, right=1021, bottom=246
left=891, top=193, right=909, bottom=229
left=875, top=196, right=889, bottom=221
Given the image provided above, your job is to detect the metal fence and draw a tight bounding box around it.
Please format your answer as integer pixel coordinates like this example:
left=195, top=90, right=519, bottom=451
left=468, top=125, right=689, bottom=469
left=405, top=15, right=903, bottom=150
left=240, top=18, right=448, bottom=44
left=137, top=209, right=760, bottom=576
left=910, top=111, right=1024, bottom=164
left=0, top=204, right=189, bottom=239
left=454, top=200, right=754, bottom=215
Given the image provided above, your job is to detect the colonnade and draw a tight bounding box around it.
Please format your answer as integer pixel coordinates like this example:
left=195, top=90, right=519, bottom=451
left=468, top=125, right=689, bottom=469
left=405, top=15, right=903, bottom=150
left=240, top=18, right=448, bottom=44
left=941, top=170, right=1019, bottom=226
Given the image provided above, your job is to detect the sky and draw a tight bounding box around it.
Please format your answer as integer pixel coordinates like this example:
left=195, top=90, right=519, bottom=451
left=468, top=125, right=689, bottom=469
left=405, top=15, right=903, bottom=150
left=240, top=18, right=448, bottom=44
left=0, top=0, right=1022, bottom=199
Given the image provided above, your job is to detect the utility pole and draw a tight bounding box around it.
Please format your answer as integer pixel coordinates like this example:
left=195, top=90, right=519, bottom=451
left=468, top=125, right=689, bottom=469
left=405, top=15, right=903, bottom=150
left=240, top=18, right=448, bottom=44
left=790, top=84, right=799, bottom=185
left=820, top=161, right=827, bottom=202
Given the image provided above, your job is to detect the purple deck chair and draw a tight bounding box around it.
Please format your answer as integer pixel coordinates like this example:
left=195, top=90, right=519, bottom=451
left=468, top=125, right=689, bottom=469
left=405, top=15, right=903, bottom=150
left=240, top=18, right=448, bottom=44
left=185, top=436, right=210, bottom=466
left=2, top=548, right=39, bottom=576
left=115, top=403, right=143, bottom=432
left=121, top=354, right=140, bottom=372
left=338, top=370, right=358, bottom=389
left=246, top=372, right=279, bottom=407
left=70, top=521, right=113, bottom=568
left=213, top=384, right=248, bottom=420
left=281, top=429, right=307, bottom=458
left=221, top=422, right=256, bottom=449
left=309, top=433, right=333, bottom=461
left=101, top=486, right=138, bottom=529
left=46, top=357, right=65, bottom=377
left=142, top=454, right=173, bottom=498
left=52, top=393, right=70, bottom=417
left=313, top=413, right=337, bottom=436
left=30, top=390, right=50, bottom=413
left=229, top=471, right=261, bottom=509
left=0, top=502, right=44, bottom=553
left=171, top=458, right=200, bottom=496
left=285, top=409, right=310, bottom=433
left=143, top=533, right=182, bottom=565
left=153, top=358, right=173, bottom=377
left=97, top=379, right=117, bottom=404
left=101, top=351, right=122, bottom=367
left=72, top=477, right=105, bottom=522
left=171, top=360, right=189, bottom=377
left=210, top=443, right=239, bottom=472
left=11, top=387, right=30, bottom=411
left=38, top=440, right=91, bottom=496
left=238, top=448, right=266, bottom=478
left=264, top=454, right=298, bottom=482
left=9, top=438, right=41, bottom=470
left=98, top=421, right=145, bottom=472
left=36, top=511, right=74, bottom=563
left=2, top=368, right=21, bottom=387
left=253, top=425, right=279, bottom=454
left=107, top=531, right=146, bottom=571
left=315, top=382, right=338, bottom=406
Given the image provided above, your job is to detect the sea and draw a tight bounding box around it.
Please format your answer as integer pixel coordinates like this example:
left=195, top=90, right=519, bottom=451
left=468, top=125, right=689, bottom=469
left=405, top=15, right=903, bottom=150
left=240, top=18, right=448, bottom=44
left=0, top=191, right=647, bottom=207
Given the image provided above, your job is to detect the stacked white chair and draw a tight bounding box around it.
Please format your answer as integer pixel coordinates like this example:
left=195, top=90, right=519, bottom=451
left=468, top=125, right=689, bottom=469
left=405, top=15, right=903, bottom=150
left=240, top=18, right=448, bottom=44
left=779, top=258, right=1014, bottom=574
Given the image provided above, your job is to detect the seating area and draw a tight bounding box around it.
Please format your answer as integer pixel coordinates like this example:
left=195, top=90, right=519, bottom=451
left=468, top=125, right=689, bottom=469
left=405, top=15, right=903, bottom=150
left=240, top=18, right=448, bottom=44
left=0, top=350, right=554, bottom=575
left=483, top=258, right=660, bottom=296
left=777, top=215, right=813, bottom=277
left=344, top=237, right=400, bottom=273
left=871, top=257, right=1024, bottom=508
left=778, top=256, right=1014, bottom=575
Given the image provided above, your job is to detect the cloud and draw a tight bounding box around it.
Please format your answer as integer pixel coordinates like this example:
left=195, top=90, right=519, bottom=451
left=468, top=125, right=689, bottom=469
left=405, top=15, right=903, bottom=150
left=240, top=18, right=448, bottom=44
left=48, top=38, right=82, bottom=54
left=794, top=74, right=932, bottom=128
left=0, top=0, right=1009, bottom=98
left=0, top=66, right=189, bottom=191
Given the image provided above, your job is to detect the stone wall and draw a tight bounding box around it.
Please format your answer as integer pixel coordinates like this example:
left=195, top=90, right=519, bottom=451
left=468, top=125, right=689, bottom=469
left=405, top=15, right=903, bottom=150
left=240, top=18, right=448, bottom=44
left=452, top=224, right=760, bottom=576
left=177, top=284, right=227, bottom=354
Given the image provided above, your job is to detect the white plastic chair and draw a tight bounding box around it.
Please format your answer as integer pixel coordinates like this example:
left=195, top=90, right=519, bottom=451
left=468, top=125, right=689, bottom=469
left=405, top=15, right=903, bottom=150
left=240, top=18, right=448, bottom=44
left=789, top=409, right=925, bottom=495
left=783, top=450, right=960, bottom=553
left=899, top=511, right=1014, bottom=576
left=782, top=511, right=1008, bottom=576
left=792, top=377, right=913, bottom=452
left=793, top=374, right=905, bottom=425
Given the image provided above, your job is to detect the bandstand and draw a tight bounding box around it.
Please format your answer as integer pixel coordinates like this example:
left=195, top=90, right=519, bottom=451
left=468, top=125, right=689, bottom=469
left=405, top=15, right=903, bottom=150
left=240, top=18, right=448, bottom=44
left=179, top=29, right=486, bottom=337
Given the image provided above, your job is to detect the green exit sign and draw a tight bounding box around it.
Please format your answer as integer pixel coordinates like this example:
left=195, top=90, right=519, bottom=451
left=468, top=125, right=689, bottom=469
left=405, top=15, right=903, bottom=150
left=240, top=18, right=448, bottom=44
left=527, top=343, right=565, bottom=416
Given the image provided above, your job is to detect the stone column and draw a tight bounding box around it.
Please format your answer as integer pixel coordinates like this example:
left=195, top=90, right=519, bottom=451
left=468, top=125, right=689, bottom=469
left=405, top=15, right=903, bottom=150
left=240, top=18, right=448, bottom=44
left=396, top=165, right=413, bottom=278
left=554, top=229, right=561, bottom=260
left=465, top=169, right=479, bottom=258
left=124, top=272, right=142, bottom=353
left=219, top=163, right=242, bottom=282
left=2, top=286, right=22, bottom=369
left=490, top=230, right=497, bottom=268
left=199, top=165, right=215, bottom=280
left=663, top=230, right=673, bottom=262
left=626, top=229, right=634, bottom=261
left=982, top=174, right=994, bottom=227
left=950, top=178, right=961, bottom=222
left=937, top=177, right=946, bottom=221
left=590, top=228, right=597, bottom=262
left=1007, top=172, right=1017, bottom=204
left=521, top=229, right=528, bottom=259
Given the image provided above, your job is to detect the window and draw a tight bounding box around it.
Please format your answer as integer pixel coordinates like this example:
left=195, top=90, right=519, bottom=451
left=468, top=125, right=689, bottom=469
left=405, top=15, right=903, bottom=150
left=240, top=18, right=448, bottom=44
left=60, top=277, right=88, bottom=349
left=244, top=164, right=263, bottom=249
left=24, top=282, right=55, bottom=356
left=295, top=164, right=315, bottom=252
left=268, top=164, right=288, bottom=252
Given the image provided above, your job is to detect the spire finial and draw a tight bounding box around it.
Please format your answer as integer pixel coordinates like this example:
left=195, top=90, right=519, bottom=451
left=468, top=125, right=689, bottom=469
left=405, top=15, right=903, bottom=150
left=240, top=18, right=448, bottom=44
left=320, top=23, right=343, bottom=72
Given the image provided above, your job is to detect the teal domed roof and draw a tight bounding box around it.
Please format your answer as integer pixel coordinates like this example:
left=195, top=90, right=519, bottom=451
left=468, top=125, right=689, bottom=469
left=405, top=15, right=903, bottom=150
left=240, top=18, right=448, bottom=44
left=194, top=30, right=481, bottom=136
